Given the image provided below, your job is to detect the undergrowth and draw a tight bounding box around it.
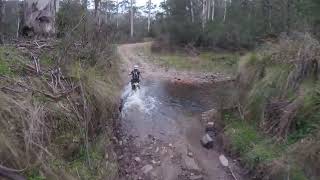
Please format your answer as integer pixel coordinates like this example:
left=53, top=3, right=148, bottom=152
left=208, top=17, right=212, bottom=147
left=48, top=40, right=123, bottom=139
left=224, top=113, right=284, bottom=169
left=0, top=42, right=120, bottom=179
left=222, top=34, right=320, bottom=180
left=223, top=112, right=306, bottom=179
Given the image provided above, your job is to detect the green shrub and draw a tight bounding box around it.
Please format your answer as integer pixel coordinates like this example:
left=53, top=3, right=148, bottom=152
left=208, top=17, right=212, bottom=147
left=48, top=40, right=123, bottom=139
left=225, top=120, right=260, bottom=154
left=224, top=115, right=284, bottom=169
left=288, top=82, right=320, bottom=144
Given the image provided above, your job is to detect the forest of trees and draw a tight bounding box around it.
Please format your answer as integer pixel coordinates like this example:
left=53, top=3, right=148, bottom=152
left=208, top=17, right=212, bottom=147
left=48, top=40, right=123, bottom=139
left=0, top=0, right=158, bottom=43
left=1, top=0, right=320, bottom=48
left=154, top=0, right=320, bottom=49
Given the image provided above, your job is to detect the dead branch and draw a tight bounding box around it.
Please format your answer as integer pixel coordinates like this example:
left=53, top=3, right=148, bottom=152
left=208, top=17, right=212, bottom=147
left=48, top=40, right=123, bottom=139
left=1, top=86, right=25, bottom=93
left=0, top=168, right=26, bottom=180
left=29, top=140, right=54, bottom=158
left=17, top=82, right=78, bottom=100
left=0, top=165, right=26, bottom=173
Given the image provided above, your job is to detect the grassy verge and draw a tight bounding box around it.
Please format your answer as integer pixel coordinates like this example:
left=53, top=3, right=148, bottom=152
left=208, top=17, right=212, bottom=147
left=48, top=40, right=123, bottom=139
left=157, top=52, right=238, bottom=74
left=222, top=35, right=320, bottom=180
left=140, top=43, right=239, bottom=74
left=222, top=112, right=308, bottom=180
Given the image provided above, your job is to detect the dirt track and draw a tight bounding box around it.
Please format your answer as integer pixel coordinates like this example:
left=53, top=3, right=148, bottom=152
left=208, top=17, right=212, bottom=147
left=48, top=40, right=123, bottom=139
left=116, top=43, right=244, bottom=180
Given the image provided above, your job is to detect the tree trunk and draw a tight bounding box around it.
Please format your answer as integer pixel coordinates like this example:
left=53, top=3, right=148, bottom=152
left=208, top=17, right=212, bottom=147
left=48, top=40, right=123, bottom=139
left=223, top=0, right=227, bottom=22
left=24, top=0, right=57, bottom=36
left=286, top=0, right=291, bottom=33
left=147, top=0, right=151, bottom=33
left=263, top=0, right=272, bottom=32
left=82, top=0, right=88, bottom=10
left=130, top=0, right=134, bottom=38
left=190, top=0, right=194, bottom=23
left=0, top=0, right=4, bottom=43
left=211, top=0, right=215, bottom=21
left=202, top=0, right=206, bottom=30
left=54, top=0, right=60, bottom=12
left=207, top=0, right=210, bottom=21
left=17, top=14, right=20, bottom=38
left=94, top=0, right=100, bottom=16
left=116, top=0, right=119, bottom=28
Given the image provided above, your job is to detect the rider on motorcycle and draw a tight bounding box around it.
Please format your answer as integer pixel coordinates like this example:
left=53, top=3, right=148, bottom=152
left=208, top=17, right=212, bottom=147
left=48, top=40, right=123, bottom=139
left=130, top=65, right=141, bottom=87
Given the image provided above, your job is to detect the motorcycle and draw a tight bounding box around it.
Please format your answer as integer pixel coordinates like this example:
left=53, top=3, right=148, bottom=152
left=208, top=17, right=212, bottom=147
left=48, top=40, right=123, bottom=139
left=131, top=81, right=140, bottom=91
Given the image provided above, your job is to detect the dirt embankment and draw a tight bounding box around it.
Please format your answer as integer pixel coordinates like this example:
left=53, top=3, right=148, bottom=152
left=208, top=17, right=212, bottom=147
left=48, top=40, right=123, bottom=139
left=0, top=39, right=120, bottom=179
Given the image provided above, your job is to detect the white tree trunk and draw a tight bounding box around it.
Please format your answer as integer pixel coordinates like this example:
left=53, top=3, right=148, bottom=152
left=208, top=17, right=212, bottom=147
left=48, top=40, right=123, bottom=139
left=190, top=0, right=194, bottom=23
left=24, top=0, right=57, bottom=36
left=223, top=0, right=227, bottom=22
left=130, top=0, right=134, bottom=37
left=16, top=15, right=20, bottom=38
left=207, top=0, right=210, bottom=20
left=211, top=0, right=215, bottom=21
left=54, top=0, right=60, bottom=12
left=116, top=0, right=119, bottom=28
left=147, top=0, right=151, bottom=33
left=202, top=0, right=206, bottom=30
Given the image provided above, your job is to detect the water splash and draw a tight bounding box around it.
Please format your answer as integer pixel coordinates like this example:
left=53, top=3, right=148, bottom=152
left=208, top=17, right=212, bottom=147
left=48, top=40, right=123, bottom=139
left=121, top=83, right=159, bottom=116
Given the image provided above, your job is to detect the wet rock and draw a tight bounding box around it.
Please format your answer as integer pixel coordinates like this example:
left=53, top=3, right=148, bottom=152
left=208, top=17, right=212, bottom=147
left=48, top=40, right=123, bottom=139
left=201, top=108, right=220, bottom=126
left=155, top=147, right=159, bottom=153
left=134, top=157, right=141, bottom=162
left=190, top=175, right=204, bottom=180
left=141, top=164, right=153, bottom=174
left=184, top=156, right=200, bottom=171
left=201, top=134, right=214, bottom=149
left=118, top=155, right=124, bottom=160
left=151, top=160, right=161, bottom=166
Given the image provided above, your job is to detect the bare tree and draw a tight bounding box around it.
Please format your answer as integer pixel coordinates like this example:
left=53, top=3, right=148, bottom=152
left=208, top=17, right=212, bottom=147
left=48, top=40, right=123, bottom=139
left=116, top=0, right=119, bottom=28
left=211, top=0, right=215, bottom=21
left=82, top=0, right=88, bottom=10
left=207, top=0, right=211, bottom=20
left=130, top=0, right=134, bottom=37
left=202, top=0, right=207, bottom=30
left=0, top=0, right=4, bottom=43
left=148, top=0, right=151, bottom=33
left=262, top=0, right=272, bottom=32
left=190, top=0, right=194, bottom=23
left=223, top=0, right=227, bottom=22
left=94, top=0, right=100, bottom=16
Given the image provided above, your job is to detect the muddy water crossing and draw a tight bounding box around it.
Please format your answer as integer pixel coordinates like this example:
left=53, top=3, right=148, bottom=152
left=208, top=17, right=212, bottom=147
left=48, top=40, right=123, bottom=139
left=118, top=78, right=241, bottom=180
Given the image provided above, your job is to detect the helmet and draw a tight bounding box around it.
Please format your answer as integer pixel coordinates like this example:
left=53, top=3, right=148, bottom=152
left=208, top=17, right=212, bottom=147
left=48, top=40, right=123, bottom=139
left=134, top=65, right=139, bottom=70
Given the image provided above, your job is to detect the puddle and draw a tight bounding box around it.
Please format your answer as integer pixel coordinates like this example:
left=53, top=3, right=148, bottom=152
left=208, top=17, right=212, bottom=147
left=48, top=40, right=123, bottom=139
left=120, top=79, right=236, bottom=142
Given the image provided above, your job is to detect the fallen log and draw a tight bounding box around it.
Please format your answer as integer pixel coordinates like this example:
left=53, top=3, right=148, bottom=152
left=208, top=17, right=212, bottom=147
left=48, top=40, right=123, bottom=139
left=0, top=165, right=26, bottom=180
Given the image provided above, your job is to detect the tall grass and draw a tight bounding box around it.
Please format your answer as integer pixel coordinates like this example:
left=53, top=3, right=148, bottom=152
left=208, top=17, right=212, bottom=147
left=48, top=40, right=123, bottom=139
left=224, top=34, right=320, bottom=179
